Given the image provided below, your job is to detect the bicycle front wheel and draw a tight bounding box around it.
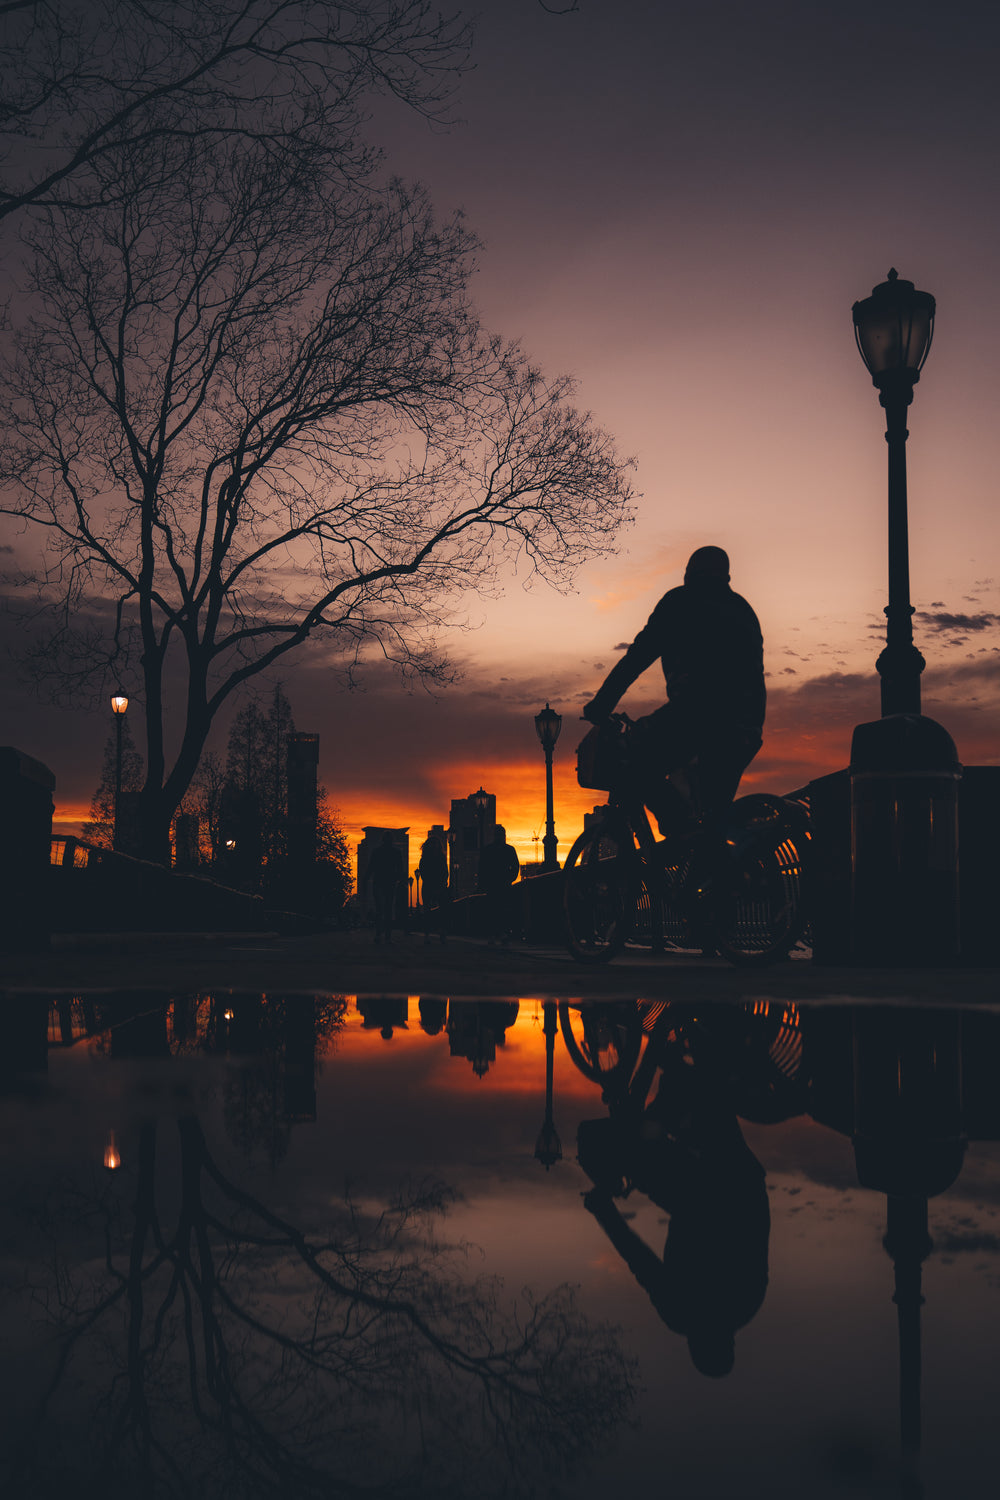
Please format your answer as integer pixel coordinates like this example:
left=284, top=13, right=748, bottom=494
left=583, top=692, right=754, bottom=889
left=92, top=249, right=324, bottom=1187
left=563, top=822, right=635, bottom=963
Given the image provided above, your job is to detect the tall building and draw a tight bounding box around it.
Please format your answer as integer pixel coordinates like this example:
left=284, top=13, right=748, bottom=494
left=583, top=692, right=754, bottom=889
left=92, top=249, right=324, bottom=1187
left=448, top=792, right=495, bottom=900
left=356, top=826, right=409, bottom=914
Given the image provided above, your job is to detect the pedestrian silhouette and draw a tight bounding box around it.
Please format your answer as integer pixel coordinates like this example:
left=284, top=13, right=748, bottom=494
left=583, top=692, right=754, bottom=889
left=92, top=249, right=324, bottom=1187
left=583, top=546, right=765, bottom=834
left=476, top=824, right=520, bottom=944
left=418, top=833, right=450, bottom=945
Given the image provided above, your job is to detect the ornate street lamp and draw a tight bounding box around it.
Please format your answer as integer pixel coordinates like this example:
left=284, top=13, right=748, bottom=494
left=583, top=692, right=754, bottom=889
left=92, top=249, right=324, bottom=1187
left=852, top=268, right=936, bottom=716
left=110, top=692, right=129, bottom=850
left=534, top=703, right=562, bottom=870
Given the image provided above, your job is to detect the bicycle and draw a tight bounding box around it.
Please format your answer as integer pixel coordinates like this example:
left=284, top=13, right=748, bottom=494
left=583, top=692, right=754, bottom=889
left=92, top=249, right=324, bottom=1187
left=563, top=714, right=809, bottom=966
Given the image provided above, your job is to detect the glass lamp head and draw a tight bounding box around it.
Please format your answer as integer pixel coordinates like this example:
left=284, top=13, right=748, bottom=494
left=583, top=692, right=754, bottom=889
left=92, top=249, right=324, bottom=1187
left=111, top=693, right=129, bottom=716
left=534, top=703, right=563, bottom=751
left=852, top=268, right=935, bottom=395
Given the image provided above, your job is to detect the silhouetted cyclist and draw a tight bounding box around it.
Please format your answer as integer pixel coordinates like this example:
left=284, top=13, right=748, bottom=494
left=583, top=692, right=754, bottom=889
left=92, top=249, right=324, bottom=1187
left=582, top=546, right=765, bottom=833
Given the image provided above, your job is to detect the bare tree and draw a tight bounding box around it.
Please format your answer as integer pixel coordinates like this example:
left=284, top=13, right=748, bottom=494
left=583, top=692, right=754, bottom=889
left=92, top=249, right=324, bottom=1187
left=0, top=0, right=471, bottom=223
left=2, top=97, right=634, bottom=859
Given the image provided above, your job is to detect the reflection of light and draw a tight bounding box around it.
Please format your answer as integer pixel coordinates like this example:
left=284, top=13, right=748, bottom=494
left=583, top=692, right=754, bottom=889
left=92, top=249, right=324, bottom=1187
left=104, top=1129, right=121, bottom=1171
left=224, top=1008, right=235, bottom=1022
left=225, top=838, right=237, bottom=850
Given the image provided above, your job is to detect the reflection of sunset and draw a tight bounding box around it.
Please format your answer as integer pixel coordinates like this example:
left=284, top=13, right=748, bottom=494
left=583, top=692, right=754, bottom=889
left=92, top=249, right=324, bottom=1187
left=332, top=999, right=606, bottom=1104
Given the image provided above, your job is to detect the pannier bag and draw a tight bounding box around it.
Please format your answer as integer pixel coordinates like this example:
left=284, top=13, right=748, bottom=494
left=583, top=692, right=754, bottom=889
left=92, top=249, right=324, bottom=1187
left=576, top=719, right=626, bottom=791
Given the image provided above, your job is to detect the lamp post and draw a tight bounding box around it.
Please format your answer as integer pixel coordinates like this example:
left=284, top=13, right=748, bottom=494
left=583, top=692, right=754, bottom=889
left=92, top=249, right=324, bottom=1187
left=849, top=270, right=961, bottom=967
left=534, top=703, right=562, bottom=870
left=852, top=268, right=935, bottom=717
left=110, top=692, right=129, bottom=851
left=471, top=786, right=489, bottom=849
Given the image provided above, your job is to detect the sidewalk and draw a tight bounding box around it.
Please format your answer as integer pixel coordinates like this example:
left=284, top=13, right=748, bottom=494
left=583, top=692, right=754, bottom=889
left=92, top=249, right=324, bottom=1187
left=3, top=926, right=999, bottom=1006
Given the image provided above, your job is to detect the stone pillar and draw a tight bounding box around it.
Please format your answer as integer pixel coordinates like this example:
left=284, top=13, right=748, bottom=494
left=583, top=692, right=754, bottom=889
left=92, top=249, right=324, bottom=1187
left=0, top=746, right=55, bottom=951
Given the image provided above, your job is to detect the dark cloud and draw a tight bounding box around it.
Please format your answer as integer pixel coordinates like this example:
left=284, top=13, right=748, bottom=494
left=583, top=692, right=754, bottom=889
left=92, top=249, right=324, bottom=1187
left=916, top=610, right=1000, bottom=633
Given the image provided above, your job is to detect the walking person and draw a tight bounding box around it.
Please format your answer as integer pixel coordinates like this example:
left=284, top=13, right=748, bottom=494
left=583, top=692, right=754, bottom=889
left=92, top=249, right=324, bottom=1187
left=417, top=833, right=450, bottom=945
left=476, top=825, right=520, bottom=945
left=370, top=831, right=404, bottom=945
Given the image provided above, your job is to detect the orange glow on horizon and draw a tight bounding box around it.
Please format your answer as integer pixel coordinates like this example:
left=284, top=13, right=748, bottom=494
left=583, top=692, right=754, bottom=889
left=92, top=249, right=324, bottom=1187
left=329, top=999, right=613, bottom=1105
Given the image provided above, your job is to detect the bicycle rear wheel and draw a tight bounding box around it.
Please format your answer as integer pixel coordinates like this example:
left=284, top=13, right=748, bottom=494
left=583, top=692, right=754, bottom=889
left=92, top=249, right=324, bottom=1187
left=716, top=832, right=806, bottom=966
left=563, top=822, right=635, bottom=963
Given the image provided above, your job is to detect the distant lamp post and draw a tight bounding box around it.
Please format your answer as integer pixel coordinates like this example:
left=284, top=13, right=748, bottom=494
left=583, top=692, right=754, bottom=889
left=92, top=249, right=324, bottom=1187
left=110, top=692, right=129, bottom=850
left=852, top=268, right=936, bottom=716
left=472, top=786, right=489, bottom=849
left=534, top=704, right=562, bottom=869
left=534, top=1002, right=562, bottom=1169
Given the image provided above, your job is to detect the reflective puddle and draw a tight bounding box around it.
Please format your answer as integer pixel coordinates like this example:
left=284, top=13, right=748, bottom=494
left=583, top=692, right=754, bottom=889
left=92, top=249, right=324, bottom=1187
left=2, top=993, right=999, bottom=1498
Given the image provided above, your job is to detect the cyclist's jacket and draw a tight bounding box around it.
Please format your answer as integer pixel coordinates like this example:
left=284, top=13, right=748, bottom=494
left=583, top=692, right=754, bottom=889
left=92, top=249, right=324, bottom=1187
left=589, top=578, right=765, bottom=736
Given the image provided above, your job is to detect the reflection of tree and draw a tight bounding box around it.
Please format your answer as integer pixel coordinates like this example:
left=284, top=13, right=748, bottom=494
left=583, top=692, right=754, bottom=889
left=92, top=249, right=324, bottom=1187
left=13, top=1116, right=634, bottom=1497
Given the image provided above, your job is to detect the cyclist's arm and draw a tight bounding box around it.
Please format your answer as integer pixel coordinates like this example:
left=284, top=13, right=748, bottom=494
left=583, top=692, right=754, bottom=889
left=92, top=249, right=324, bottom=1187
left=583, top=618, right=665, bottom=722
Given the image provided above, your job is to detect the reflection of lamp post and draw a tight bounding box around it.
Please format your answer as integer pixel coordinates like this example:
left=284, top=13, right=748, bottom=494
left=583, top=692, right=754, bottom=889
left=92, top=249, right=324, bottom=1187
left=852, top=269, right=935, bottom=717
left=110, top=692, right=128, bottom=850
left=852, top=1007, right=965, bottom=1495
left=103, top=1128, right=121, bottom=1171
left=534, top=704, right=562, bottom=870
left=408, top=875, right=413, bottom=909
left=534, top=1002, right=562, bottom=1169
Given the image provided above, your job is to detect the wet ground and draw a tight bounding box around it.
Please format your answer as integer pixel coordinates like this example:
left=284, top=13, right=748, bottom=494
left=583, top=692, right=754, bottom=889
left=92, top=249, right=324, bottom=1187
left=4, top=925, right=999, bottom=1004
left=2, top=949, right=999, bottom=1497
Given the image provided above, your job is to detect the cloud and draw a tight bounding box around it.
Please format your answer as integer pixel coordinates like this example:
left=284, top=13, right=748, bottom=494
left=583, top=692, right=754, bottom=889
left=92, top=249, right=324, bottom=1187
left=916, top=610, right=1000, bottom=633
left=587, top=541, right=688, bottom=614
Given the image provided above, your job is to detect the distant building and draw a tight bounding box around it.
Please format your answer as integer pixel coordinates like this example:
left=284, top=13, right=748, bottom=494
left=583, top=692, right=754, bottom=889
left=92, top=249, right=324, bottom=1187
left=448, top=792, right=495, bottom=900
left=356, top=825, right=409, bottom=916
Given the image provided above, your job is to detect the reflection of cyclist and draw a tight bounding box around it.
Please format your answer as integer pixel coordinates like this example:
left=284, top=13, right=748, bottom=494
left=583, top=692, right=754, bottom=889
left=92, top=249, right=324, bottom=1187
left=578, top=1064, right=770, bottom=1377
left=582, top=546, right=765, bottom=832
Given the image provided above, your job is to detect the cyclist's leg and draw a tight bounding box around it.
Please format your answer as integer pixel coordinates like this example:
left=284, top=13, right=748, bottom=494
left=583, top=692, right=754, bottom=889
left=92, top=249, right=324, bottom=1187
left=633, top=705, right=699, bottom=837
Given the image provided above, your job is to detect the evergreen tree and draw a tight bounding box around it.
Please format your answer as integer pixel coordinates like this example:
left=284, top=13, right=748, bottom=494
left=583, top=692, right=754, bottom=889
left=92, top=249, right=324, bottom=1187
left=315, top=790, right=353, bottom=913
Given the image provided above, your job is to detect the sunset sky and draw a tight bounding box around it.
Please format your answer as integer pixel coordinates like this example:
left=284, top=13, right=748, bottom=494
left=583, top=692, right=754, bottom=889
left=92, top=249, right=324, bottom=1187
left=3, top=0, right=999, bottom=877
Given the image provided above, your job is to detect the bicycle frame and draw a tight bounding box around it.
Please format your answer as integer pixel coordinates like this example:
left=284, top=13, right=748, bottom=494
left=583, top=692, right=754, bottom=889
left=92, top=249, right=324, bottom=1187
left=565, top=716, right=810, bottom=964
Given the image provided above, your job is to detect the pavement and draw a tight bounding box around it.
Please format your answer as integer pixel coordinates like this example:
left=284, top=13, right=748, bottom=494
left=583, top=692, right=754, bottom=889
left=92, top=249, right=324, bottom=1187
left=2, top=927, right=999, bottom=1006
